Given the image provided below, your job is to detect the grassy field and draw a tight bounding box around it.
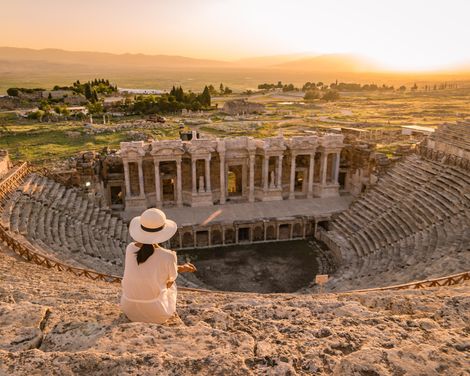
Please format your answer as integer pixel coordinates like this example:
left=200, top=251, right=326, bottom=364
left=0, top=115, right=181, bottom=164
left=1, top=88, right=468, bottom=165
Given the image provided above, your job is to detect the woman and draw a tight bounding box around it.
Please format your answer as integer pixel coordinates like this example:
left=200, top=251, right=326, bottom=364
left=120, top=208, right=196, bottom=324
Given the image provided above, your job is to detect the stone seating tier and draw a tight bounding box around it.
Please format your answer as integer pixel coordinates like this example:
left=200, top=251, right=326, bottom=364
left=325, top=153, right=470, bottom=291
left=1, top=174, right=132, bottom=275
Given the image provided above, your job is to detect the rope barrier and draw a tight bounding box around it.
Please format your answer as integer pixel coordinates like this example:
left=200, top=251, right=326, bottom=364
left=0, top=162, right=29, bottom=203
left=1, top=223, right=468, bottom=294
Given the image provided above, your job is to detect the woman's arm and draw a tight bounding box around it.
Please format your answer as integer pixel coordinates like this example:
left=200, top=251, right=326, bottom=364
left=178, top=263, right=197, bottom=273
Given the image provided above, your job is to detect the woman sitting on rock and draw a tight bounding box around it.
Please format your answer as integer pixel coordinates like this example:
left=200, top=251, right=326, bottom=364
left=121, top=208, right=196, bottom=324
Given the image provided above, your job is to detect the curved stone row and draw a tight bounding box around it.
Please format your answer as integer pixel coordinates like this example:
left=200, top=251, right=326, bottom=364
left=325, top=153, right=470, bottom=291
left=1, top=173, right=131, bottom=275
left=430, top=123, right=470, bottom=152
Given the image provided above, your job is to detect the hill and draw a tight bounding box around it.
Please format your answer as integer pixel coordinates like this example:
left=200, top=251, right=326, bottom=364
left=0, top=47, right=229, bottom=69
left=0, top=246, right=469, bottom=375
left=274, top=53, right=380, bottom=72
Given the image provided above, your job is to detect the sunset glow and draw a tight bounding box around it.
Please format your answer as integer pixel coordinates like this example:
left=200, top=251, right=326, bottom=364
left=0, top=0, right=469, bottom=71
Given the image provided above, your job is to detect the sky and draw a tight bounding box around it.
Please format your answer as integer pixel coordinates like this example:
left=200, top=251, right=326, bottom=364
left=1, top=0, right=469, bottom=71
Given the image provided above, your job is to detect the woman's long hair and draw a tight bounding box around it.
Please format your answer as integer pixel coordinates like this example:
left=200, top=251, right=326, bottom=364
left=135, top=243, right=155, bottom=265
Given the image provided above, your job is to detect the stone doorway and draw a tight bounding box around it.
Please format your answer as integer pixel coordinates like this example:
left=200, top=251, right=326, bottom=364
left=279, top=224, right=291, bottom=240
left=238, top=227, right=250, bottom=242
left=227, top=165, right=243, bottom=197
left=162, top=178, right=175, bottom=202
left=295, top=170, right=306, bottom=192
left=339, top=171, right=346, bottom=190
left=110, top=185, right=123, bottom=205
left=196, top=231, right=209, bottom=247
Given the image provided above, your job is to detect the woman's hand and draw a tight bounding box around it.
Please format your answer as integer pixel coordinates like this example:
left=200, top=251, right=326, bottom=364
left=178, top=263, right=197, bottom=273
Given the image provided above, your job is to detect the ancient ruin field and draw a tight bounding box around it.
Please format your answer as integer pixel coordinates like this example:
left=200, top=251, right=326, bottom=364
left=1, top=88, right=469, bottom=165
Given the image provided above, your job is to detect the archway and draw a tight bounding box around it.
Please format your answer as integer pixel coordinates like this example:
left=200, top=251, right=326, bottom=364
left=266, top=225, right=276, bottom=240
left=224, top=228, right=235, bottom=244
left=211, top=229, right=222, bottom=245
left=182, top=232, right=194, bottom=248
left=279, top=224, right=290, bottom=240
left=293, top=223, right=303, bottom=238
left=253, top=226, right=264, bottom=241
left=227, top=165, right=243, bottom=197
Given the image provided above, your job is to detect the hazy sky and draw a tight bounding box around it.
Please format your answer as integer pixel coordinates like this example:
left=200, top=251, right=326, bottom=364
left=1, top=0, right=469, bottom=70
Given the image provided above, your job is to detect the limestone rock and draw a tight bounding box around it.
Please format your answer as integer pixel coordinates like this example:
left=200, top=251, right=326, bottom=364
left=0, top=250, right=469, bottom=375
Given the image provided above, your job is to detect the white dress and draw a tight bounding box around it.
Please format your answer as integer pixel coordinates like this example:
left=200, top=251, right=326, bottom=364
left=120, top=243, right=178, bottom=324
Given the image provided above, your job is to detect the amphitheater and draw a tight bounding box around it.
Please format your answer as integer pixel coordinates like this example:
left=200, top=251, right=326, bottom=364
left=0, top=124, right=469, bottom=375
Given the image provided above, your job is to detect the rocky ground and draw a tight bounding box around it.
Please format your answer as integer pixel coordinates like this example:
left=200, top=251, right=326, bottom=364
left=0, top=247, right=469, bottom=376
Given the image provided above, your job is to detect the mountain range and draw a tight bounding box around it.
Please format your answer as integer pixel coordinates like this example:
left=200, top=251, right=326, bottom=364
left=0, top=47, right=469, bottom=93
left=0, top=47, right=380, bottom=71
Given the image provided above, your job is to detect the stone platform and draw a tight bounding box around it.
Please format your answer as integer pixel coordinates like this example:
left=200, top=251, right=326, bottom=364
left=158, top=195, right=353, bottom=227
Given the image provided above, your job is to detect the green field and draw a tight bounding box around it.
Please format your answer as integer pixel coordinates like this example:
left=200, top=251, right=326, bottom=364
left=1, top=88, right=469, bottom=165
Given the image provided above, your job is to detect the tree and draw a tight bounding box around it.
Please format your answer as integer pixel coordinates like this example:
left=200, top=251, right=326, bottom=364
left=282, top=83, right=295, bottom=92
left=411, top=83, right=418, bottom=91
left=28, top=110, right=45, bottom=122
left=84, top=83, right=93, bottom=101
left=302, top=82, right=315, bottom=91
left=7, top=88, right=19, bottom=97
left=224, top=86, right=232, bottom=95
left=321, top=90, right=340, bottom=102
left=208, top=84, right=217, bottom=96
left=304, top=89, right=320, bottom=101
left=219, top=83, right=224, bottom=94
left=199, top=86, right=211, bottom=107
left=87, top=102, right=103, bottom=114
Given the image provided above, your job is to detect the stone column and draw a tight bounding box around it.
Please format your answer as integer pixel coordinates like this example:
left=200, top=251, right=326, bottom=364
left=307, top=153, right=314, bottom=198
left=219, top=154, right=226, bottom=204
left=137, top=159, right=145, bottom=198
left=248, top=153, right=255, bottom=202
left=289, top=153, right=296, bottom=199
left=154, top=159, right=161, bottom=205
left=334, top=152, right=341, bottom=184
left=191, top=158, right=197, bottom=194
left=263, top=155, right=269, bottom=192
left=321, top=152, right=328, bottom=185
left=277, top=155, right=283, bottom=189
left=123, top=160, right=131, bottom=197
left=176, top=157, right=183, bottom=207
left=205, top=157, right=211, bottom=193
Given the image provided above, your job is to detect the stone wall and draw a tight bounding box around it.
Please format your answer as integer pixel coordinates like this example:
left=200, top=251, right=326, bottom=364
left=222, top=99, right=265, bottom=115
left=120, top=135, right=345, bottom=214
left=0, top=150, right=12, bottom=179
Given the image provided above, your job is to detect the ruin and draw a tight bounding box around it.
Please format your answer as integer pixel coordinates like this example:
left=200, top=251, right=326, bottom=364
left=120, top=134, right=343, bottom=210
left=319, top=123, right=470, bottom=290
left=0, top=150, right=12, bottom=179
left=0, top=123, right=469, bottom=374
left=222, top=99, right=265, bottom=115
left=0, top=123, right=467, bottom=292
left=116, top=134, right=354, bottom=249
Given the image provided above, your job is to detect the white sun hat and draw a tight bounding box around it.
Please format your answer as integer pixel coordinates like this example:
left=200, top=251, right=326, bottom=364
left=129, top=208, right=178, bottom=244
